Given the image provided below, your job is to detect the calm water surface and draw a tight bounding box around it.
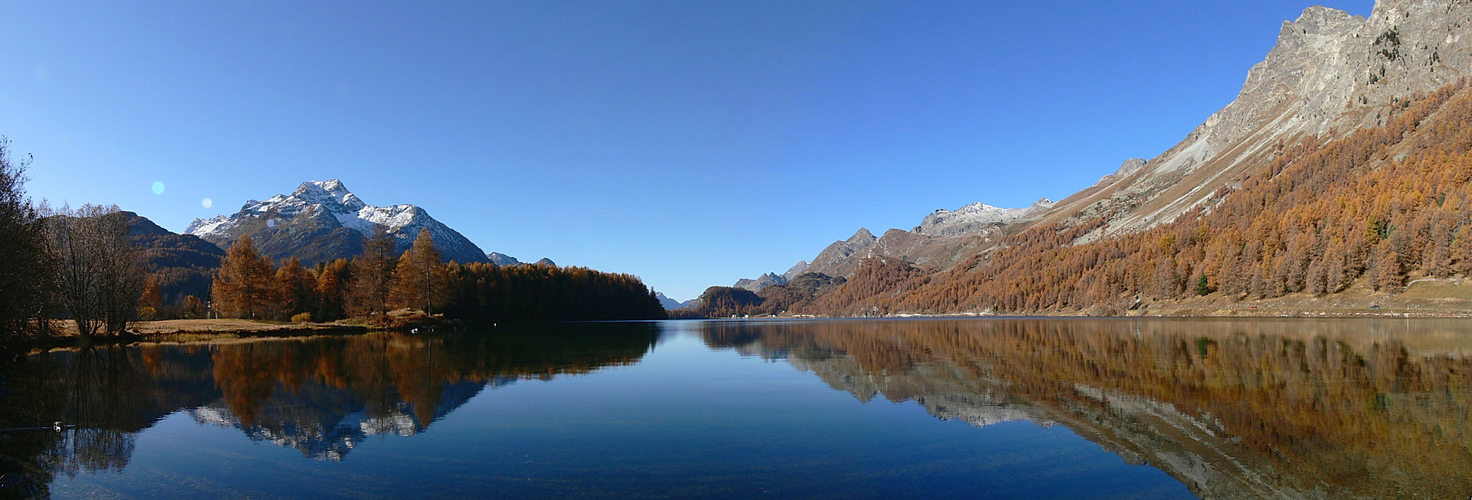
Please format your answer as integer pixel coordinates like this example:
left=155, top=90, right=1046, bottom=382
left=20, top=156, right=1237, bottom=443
left=2, top=318, right=1471, bottom=498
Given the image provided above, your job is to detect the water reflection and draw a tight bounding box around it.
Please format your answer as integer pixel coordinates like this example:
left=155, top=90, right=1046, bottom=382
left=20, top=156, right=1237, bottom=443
left=699, top=318, right=1472, bottom=499
left=0, top=323, right=659, bottom=498
left=3, top=318, right=1471, bottom=498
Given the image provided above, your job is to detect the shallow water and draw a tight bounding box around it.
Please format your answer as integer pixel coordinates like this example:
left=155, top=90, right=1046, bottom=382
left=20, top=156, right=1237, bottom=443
left=2, top=318, right=1471, bottom=498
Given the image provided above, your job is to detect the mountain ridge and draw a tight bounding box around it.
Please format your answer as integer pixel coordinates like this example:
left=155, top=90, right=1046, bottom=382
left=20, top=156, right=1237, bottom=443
left=187, top=180, right=489, bottom=264
left=707, top=0, right=1472, bottom=316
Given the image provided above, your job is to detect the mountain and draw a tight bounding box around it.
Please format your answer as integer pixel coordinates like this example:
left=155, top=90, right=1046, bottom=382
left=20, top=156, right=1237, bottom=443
left=186, top=180, right=488, bottom=264
left=487, top=252, right=521, bottom=266
left=125, top=211, right=225, bottom=305
left=654, top=292, right=697, bottom=310
left=1035, top=1, right=1472, bottom=240
left=733, top=272, right=786, bottom=292
left=126, top=211, right=225, bottom=270
left=729, top=261, right=811, bottom=294
left=795, top=197, right=1051, bottom=280
left=913, top=198, right=1053, bottom=237
left=484, top=252, right=559, bottom=268
left=781, top=261, right=810, bottom=281
left=805, top=228, right=877, bottom=277
left=719, top=0, right=1472, bottom=316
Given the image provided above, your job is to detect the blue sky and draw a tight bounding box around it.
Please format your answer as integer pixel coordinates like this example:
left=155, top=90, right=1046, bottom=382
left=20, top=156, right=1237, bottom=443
left=3, top=1, right=1371, bottom=301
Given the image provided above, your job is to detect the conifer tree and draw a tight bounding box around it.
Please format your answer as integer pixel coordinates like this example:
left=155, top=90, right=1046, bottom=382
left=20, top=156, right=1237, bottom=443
left=139, top=275, right=164, bottom=320
left=315, top=258, right=351, bottom=321
left=212, top=235, right=274, bottom=319
left=348, top=225, right=397, bottom=316
left=275, top=257, right=317, bottom=319
left=388, top=228, right=448, bottom=314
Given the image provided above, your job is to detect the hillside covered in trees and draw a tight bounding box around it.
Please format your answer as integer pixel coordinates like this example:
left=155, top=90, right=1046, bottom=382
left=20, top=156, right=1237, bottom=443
left=696, top=81, right=1472, bottom=317
left=810, top=82, right=1472, bottom=315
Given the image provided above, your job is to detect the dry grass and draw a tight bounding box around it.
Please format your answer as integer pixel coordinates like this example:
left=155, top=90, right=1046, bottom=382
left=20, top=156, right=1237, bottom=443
left=128, top=318, right=351, bottom=334
left=31, top=318, right=367, bottom=340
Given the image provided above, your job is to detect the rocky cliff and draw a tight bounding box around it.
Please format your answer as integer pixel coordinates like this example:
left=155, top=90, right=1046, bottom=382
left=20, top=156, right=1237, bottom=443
left=1045, top=0, right=1472, bottom=239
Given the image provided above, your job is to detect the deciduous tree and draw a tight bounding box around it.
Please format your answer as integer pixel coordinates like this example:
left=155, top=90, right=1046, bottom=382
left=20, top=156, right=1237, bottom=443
left=44, top=205, right=144, bottom=336
left=0, top=137, right=50, bottom=336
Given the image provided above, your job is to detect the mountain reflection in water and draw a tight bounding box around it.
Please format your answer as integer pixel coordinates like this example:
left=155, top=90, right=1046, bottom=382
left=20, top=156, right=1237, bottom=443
left=0, top=323, right=659, bottom=498
left=1, top=319, right=1470, bottom=498
left=700, top=318, right=1472, bottom=499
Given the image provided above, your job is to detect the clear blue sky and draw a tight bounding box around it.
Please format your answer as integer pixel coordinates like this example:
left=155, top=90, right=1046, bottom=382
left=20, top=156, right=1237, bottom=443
left=3, top=1, right=1371, bottom=301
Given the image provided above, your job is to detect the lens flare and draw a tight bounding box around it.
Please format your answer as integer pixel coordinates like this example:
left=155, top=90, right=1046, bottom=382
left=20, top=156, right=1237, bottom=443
left=202, top=198, right=213, bottom=208
left=267, top=219, right=276, bottom=228
left=151, top=181, right=165, bottom=195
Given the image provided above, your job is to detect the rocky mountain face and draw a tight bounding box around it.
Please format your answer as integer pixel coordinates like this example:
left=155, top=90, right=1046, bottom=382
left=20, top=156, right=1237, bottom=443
left=729, top=261, right=811, bottom=294
left=795, top=198, right=1051, bottom=279
left=1044, top=0, right=1472, bottom=239
left=781, top=261, right=810, bottom=281
left=186, top=180, right=488, bottom=264
left=487, top=252, right=521, bottom=266
left=913, top=199, right=1053, bottom=237
left=805, top=228, right=877, bottom=277
left=718, top=0, right=1472, bottom=309
left=733, top=272, right=787, bottom=292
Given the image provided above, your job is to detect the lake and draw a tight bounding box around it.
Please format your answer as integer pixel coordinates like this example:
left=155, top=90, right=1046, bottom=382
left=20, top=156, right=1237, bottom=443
left=2, top=318, right=1471, bottom=498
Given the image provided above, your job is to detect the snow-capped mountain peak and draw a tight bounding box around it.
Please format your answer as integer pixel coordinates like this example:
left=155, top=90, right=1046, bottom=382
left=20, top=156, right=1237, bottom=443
left=186, top=179, right=488, bottom=264
left=290, top=179, right=366, bottom=211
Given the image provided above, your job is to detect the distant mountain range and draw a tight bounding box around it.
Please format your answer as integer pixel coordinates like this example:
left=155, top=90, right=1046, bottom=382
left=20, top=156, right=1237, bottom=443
left=655, top=292, right=697, bottom=310
left=186, top=180, right=491, bottom=264
left=728, top=197, right=1054, bottom=290
left=486, top=252, right=557, bottom=268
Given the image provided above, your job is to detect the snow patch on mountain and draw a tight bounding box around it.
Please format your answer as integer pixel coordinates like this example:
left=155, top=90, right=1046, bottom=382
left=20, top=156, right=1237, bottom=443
left=186, top=179, right=488, bottom=263
left=913, top=198, right=1054, bottom=236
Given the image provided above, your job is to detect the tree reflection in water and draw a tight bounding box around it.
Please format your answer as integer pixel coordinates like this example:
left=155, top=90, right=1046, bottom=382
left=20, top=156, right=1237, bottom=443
left=0, top=323, right=659, bottom=498
left=700, top=318, right=1472, bottom=499
left=4, top=319, right=1467, bottom=498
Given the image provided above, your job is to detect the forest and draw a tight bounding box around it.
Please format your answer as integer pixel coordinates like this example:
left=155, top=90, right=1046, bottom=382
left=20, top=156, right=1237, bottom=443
left=0, top=140, right=665, bottom=345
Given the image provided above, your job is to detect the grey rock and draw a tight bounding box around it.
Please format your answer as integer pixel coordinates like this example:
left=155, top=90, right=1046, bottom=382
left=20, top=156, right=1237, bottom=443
left=487, top=252, right=521, bottom=266
left=805, top=228, right=878, bottom=277
left=1049, top=0, right=1472, bottom=237
left=733, top=272, right=787, bottom=292
left=781, top=261, right=810, bottom=281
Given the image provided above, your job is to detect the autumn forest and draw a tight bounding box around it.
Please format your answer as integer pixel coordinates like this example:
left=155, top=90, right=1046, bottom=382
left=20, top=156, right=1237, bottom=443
left=702, top=80, right=1472, bottom=317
